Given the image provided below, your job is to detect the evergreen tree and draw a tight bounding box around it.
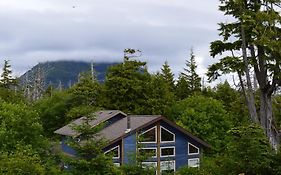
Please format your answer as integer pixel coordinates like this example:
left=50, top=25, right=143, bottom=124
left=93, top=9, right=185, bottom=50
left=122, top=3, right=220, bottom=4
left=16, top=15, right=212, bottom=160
left=176, top=49, right=201, bottom=99
left=0, top=60, right=16, bottom=88
left=160, top=61, right=175, bottom=91
left=104, top=49, right=150, bottom=114
left=207, top=0, right=281, bottom=148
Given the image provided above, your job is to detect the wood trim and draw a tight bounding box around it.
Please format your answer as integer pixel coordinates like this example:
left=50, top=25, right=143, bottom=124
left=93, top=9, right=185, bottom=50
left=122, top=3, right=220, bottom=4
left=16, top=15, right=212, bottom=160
left=157, top=122, right=160, bottom=175
left=121, top=138, right=124, bottom=164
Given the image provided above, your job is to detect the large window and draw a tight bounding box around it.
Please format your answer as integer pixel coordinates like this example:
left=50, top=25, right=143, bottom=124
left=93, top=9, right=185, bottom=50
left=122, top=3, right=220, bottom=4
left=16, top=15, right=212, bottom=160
left=160, top=126, right=175, bottom=143
left=142, top=162, right=157, bottom=174
left=160, top=160, right=175, bottom=174
left=188, top=158, right=199, bottom=167
left=105, top=145, right=120, bottom=159
left=139, top=147, right=157, bottom=158
left=139, top=126, right=157, bottom=143
left=160, top=146, right=175, bottom=157
left=188, top=143, right=199, bottom=155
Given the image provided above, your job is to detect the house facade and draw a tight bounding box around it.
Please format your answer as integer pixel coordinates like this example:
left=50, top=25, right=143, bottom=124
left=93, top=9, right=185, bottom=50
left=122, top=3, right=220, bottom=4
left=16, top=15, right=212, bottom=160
left=55, top=110, right=209, bottom=174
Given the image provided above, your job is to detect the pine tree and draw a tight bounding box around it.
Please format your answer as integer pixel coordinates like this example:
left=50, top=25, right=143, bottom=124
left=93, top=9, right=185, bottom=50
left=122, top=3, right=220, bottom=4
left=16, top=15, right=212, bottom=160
left=160, top=61, right=175, bottom=91
left=176, top=49, right=201, bottom=99
left=0, top=60, right=15, bottom=88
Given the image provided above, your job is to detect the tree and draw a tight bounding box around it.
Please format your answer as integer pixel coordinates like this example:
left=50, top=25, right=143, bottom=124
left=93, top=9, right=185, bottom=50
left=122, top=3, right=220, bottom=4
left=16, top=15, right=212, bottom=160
left=63, top=114, right=120, bottom=175
left=160, top=61, right=175, bottom=91
left=176, top=49, right=201, bottom=99
left=0, top=60, right=16, bottom=88
left=104, top=49, right=150, bottom=114
left=146, top=73, right=176, bottom=116
left=173, top=95, right=232, bottom=152
left=207, top=0, right=281, bottom=148
left=0, top=101, right=45, bottom=152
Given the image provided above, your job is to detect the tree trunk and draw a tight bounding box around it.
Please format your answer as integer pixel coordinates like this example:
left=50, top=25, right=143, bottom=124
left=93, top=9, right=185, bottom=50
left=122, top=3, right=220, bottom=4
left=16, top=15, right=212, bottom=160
left=241, top=25, right=259, bottom=124
left=260, top=91, right=279, bottom=149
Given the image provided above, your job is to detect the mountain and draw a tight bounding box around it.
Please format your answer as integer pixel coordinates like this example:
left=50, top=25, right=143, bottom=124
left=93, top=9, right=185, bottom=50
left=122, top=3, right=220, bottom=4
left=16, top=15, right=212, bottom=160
left=19, top=60, right=119, bottom=89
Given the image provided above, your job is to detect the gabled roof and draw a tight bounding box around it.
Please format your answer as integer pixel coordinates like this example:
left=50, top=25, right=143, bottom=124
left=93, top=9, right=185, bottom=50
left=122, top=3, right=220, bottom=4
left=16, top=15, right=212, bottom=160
left=55, top=111, right=210, bottom=148
left=102, top=115, right=210, bottom=148
left=54, top=110, right=126, bottom=137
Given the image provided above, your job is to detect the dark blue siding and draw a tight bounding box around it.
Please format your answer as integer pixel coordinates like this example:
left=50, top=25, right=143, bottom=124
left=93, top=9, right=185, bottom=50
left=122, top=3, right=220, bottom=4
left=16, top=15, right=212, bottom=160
left=62, top=136, right=77, bottom=156
left=123, top=133, right=137, bottom=164
left=160, top=121, right=202, bottom=169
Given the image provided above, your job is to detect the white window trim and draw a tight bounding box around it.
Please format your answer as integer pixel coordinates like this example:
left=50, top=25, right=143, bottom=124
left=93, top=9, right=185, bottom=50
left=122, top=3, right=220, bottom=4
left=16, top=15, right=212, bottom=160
left=160, top=160, right=176, bottom=172
left=188, top=158, right=200, bottom=168
left=104, top=145, right=120, bottom=159
left=138, top=147, right=157, bottom=158
left=142, top=161, right=157, bottom=168
left=139, top=126, right=157, bottom=144
left=188, top=143, right=199, bottom=155
left=160, top=146, right=175, bottom=157
left=160, top=126, right=175, bottom=143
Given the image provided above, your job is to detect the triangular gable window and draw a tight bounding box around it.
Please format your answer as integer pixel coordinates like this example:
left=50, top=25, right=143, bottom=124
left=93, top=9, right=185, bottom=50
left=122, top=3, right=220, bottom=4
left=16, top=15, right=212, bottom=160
left=188, top=143, right=199, bottom=155
left=105, top=146, right=120, bottom=158
left=139, top=126, right=156, bottom=143
left=160, top=126, right=175, bottom=143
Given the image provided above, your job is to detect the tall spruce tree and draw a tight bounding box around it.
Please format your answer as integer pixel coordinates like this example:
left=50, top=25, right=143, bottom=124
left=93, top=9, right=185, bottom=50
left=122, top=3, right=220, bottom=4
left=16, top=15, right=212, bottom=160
left=207, top=0, right=281, bottom=148
left=0, top=60, right=15, bottom=88
left=160, top=61, right=175, bottom=91
left=176, top=49, right=201, bottom=99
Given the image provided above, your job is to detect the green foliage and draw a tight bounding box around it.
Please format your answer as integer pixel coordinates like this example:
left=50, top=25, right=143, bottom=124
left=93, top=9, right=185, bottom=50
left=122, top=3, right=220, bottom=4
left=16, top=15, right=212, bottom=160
left=160, top=61, right=175, bottom=91
left=34, top=91, right=73, bottom=137
left=0, top=87, right=25, bottom=103
left=174, top=95, right=232, bottom=152
left=120, top=164, right=155, bottom=175
left=220, top=124, right=273, bottom=175
left=63, top=114, right=120, bottom=175
left=69, top=71, right=101, bottom=106
left=0, top=101, right=45, bottom=152
left=0, top=145, right=46, bottom=175
left=146, top=73, right=176, bottom=116
left=104, top=59, right=150, bottom=114
left=176, top=50, right=201, bottom=100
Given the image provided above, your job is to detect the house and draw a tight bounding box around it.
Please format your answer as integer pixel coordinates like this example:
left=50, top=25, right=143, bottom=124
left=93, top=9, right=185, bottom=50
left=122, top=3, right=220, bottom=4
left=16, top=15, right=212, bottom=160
left=54, top=110, right=210, bottom=174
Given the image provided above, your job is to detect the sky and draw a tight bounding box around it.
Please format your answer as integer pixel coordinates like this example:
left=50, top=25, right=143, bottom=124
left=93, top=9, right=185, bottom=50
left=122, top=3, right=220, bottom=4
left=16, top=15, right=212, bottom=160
left=0, top=0, right=225, bottom=82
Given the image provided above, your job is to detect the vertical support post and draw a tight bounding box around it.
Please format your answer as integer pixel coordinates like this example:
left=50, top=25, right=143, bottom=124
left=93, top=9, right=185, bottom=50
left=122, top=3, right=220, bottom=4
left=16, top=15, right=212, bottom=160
left=157, top=122, right=160, bottom=175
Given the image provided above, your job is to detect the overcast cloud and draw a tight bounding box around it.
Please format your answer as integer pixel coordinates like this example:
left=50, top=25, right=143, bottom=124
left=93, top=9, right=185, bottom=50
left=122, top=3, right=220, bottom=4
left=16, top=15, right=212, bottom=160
left=0, top=0, right=224, bottom=81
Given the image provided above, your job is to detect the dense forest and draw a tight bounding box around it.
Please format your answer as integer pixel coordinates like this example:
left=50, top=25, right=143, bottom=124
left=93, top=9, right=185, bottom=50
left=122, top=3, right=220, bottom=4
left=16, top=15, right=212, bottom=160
left=1, top=0, right=281, bottom=174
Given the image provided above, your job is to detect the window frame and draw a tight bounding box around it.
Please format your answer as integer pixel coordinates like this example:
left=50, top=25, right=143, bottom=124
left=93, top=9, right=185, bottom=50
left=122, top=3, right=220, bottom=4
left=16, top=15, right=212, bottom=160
left=104, top=145, right=120, bottom=159
left=160, top=146, right=175, bottom=158
left=138, top=126, right=157, bottom=144
left=188, top=142, right=199, bottom=155
left=188, top=158, right=200, bottom=168
left=138, top=147, right=157, bottom=158
left=160, top=160, right=176, bottom=173
left=160, top=126, right=175, bottom=143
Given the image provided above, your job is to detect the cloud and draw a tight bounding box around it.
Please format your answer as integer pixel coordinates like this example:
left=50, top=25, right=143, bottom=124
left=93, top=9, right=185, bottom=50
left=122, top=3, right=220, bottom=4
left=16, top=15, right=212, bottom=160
left=0, top=0, right=223, bottom=78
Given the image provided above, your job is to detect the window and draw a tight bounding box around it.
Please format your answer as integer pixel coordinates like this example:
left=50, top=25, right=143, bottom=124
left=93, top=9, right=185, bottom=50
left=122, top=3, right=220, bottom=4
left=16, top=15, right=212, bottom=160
left=160, top=160, right=175, bottom=174
left=139, top=126, right=156, bottom=143
left=139, top=147, right=157, bottom=158
left=105, top=146, right=120, bottom=159
left=113, top=163, right=120, bottom=167
left=142, top=162, right=157, bottom=168
left=160, top=147, right=175, bottom=157
left=188, top=158, right=199, bottom=167
left=160, top=126, right=175, bottom=143
left=188, top=143, right=199, bottom=155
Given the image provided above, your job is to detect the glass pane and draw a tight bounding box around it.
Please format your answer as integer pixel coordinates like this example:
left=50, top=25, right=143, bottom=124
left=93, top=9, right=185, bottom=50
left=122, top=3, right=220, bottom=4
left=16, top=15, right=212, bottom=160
left=161, top=147, right=174, bottom=157
left=140, top=127, right=156, bottom=142
left=161, top=127, right=174, bottom=142
left=105, top=146, right=119, bottom=158
left=188, top=158, right=199, bottom=167
left=139, top=148, right=156, bottom=158
left=160, top=161, right=175, bottom=171
left=188, top=143, right=199, bottom=154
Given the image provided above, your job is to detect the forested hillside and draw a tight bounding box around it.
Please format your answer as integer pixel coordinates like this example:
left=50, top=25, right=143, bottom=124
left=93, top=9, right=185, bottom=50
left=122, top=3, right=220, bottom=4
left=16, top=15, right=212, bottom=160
left=19, top=61, right=118, bottom=89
